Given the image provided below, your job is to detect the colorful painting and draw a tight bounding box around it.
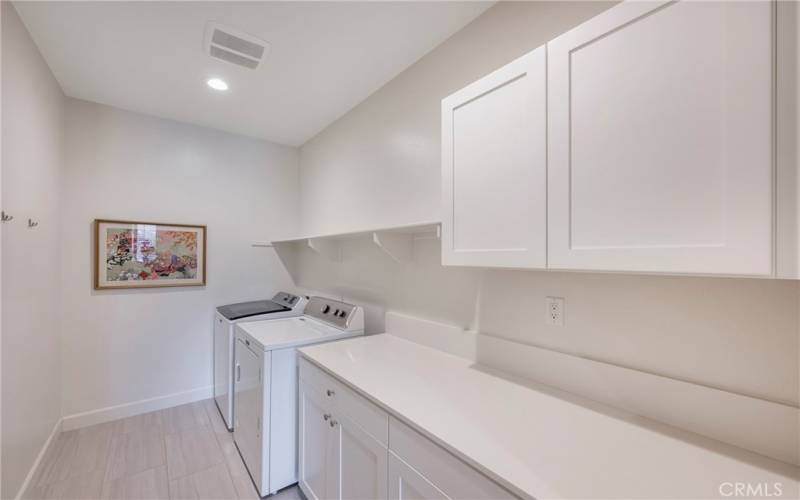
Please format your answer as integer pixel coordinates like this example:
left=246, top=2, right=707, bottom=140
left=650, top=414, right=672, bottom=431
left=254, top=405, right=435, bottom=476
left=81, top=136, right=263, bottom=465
left=94, top=220, right=206, bottom=289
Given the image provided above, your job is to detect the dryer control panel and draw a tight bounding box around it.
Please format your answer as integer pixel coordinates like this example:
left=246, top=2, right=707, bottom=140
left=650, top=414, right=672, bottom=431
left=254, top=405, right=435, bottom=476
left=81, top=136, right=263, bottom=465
left=305, top=296, right=362, bottom=331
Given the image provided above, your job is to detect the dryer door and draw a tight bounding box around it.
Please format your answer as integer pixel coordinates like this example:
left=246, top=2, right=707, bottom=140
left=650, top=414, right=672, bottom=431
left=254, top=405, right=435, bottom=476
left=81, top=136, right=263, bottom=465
left=234, top=338, right=265, bottom=493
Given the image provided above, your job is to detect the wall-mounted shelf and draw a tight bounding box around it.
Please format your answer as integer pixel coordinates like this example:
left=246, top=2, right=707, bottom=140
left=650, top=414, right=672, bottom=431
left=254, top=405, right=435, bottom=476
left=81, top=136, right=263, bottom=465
left=272, top=220, right=440, bottom=264
left=307, top=237, right=342, bottom=262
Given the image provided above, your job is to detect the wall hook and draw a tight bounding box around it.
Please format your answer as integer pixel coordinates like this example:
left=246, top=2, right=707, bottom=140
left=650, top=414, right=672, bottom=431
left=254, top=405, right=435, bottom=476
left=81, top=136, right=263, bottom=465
left=1, top=211, right=13, bottom=222
left=27, top=218, right=38, bottom=228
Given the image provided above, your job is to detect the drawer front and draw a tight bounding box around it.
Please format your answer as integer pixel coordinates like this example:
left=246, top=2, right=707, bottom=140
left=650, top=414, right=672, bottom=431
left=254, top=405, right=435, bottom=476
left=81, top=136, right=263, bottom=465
left=299, top=356, right=389, bottom=445
left=389, top=417, right=517, bottom=500
left=299, top=356, right=333, bottom=394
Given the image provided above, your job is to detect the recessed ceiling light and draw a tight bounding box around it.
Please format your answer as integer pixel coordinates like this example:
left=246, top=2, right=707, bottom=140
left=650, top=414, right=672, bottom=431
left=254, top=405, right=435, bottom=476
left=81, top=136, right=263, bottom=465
left=207, top=78, right=228, bottom=91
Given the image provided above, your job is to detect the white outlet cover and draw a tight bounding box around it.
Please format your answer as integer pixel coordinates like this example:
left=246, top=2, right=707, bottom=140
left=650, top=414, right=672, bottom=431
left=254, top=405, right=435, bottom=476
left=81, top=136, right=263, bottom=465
left=545, top=296, right=565, bottom=326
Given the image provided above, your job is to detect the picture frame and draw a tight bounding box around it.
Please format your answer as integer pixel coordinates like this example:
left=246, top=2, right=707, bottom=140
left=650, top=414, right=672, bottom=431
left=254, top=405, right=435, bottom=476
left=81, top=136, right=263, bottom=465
left=94, top=219, right=206, bottom=289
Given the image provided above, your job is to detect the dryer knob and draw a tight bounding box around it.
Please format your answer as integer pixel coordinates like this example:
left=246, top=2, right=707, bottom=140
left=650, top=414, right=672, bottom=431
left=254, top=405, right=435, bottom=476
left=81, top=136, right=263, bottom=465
left=322, top=305, right=331, bottom=314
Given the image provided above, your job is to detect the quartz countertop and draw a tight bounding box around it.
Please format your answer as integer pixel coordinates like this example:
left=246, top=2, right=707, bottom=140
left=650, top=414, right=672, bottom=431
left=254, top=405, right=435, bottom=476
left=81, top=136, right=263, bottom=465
left=298, top=334, right=799, bottom=499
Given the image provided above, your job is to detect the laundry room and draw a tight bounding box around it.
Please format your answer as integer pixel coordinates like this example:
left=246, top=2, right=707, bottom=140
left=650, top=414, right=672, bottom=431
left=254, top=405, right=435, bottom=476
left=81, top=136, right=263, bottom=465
left=2, top=1, right=799, bottom=500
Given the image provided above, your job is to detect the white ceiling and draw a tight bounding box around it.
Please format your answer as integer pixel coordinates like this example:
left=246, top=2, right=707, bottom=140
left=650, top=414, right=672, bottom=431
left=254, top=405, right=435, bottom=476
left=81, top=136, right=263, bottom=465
left=14, top=1, right=492, bottom=146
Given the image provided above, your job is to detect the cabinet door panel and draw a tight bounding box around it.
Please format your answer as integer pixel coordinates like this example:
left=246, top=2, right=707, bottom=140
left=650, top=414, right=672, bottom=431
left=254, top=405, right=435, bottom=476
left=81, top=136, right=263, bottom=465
left=388, top=453, right=449, bottom=500
left=339, top=414, right=388, bottom=500
left=547, top=0, right=773, bottom=275
left=388, top=418, right=515, bottom=500
left=442, top=46, right=547, bottom=268
left=299, top=380, right=336, bottom=500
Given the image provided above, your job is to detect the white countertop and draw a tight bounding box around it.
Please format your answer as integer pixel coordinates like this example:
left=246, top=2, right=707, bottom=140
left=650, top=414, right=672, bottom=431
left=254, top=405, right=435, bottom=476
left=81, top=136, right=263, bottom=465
left=298, top=334, right=799, bottom=500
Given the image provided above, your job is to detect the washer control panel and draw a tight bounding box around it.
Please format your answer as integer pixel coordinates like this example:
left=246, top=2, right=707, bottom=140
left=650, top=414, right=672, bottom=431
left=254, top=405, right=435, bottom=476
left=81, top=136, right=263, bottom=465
left=272, top=292, right=302, bottom=308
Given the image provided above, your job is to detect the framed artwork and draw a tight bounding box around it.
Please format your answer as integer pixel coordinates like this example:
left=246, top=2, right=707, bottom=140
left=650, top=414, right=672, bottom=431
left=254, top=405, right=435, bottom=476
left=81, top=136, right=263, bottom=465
left=94, top=219, right=206, bottom=289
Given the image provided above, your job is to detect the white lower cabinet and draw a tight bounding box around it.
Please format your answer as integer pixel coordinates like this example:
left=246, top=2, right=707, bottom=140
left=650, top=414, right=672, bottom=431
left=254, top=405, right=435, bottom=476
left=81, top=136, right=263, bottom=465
left=298, top=358, right=518, bottom=500
left=388, top=453, right=449, bottom=500
left=339, top=413, right=388, bottom=500
left=299, top=381, right=337, bottom=500
left=387, top=418, right=516, bottom=500
left=298, top=364, right=388, bottom=500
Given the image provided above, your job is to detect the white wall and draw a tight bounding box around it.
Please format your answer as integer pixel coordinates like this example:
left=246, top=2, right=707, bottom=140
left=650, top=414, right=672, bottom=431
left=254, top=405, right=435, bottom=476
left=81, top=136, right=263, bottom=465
left=59, top=99, right=299, bottom=419
left=299, top=1, right=616, bottom=235
left=1, top=3, right=64, bottom=498
left=295, top=0, right=799, bottom=413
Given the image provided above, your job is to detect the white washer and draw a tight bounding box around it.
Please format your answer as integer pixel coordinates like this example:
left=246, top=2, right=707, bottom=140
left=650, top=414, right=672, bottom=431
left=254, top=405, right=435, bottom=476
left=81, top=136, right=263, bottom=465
left=214, top=292, right=307, bottom=431
left=233, top=296, right=364, bottom=497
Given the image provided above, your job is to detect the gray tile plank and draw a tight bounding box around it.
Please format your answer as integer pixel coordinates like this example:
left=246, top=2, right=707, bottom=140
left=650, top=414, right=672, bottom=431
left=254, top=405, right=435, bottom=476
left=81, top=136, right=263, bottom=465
left=201, top=398, right=230, bottom=436
left=215, top=432, right=257, bottom=500
left=32, top=431, right=80, bottom=487
left=274, top=486, right=304, bottom=500
left=70, top=423, right=114, bottom=477
left=110, top=410, right=165, bottom=436
left=164, top=426, right=224, bottom=480
left=26, top=469, right=105, bottom=500
left=101, top=465, right=169, bottom=500
left=162, top=402, right=211, bottom=435
left=168, top=463, right=238, bottom=500
left=29, top=400, right=285, bottom=500
left=105, top=430, right=166, bottom=482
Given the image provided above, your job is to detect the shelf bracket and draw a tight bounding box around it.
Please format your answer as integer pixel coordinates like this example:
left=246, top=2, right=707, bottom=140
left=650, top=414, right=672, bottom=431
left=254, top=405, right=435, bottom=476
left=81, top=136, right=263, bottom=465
left=307, top=237, right=342, bottom=262
left=372, top=231, right=413, bottom=264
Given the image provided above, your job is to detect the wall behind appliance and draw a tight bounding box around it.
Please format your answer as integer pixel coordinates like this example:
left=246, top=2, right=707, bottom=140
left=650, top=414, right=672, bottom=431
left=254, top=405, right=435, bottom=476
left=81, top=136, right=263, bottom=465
left=1, top=3, right=65, bottom=498
left=294, top=0, right=799, bottom=411
left=299, top=1, right=618, bottom=235
left=59, top=99, right=299, bottom=419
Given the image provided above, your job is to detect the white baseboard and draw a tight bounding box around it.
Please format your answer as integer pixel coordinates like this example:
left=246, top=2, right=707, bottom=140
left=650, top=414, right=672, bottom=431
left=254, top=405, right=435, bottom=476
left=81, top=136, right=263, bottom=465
left=16, top=418, right=62, bottom=500
left=61, top=385, right=213, bottom=431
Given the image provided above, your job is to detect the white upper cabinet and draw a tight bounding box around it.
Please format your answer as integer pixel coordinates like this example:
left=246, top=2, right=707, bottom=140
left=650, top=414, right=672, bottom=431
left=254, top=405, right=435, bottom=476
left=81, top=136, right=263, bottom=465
left=547, top=0, right=774, bottom=275
left=441, top=46, right=547, bottom=268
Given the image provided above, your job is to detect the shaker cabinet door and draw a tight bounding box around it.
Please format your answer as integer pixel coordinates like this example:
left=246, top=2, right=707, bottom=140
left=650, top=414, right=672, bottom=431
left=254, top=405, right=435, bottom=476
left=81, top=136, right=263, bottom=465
left=442, top=46, right=547, bottom=269
left=547, top=0, right=774, bottom=275
left=299, top=380, right=337, bottom=500
left=388, top=453, right=449, bottom=500
left=338, top=413, right=388, bottom=500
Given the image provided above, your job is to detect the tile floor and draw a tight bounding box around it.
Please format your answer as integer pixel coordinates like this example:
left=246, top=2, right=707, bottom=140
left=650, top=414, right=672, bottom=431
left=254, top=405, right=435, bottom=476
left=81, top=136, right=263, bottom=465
left=25, top=399, right=304, bottom=500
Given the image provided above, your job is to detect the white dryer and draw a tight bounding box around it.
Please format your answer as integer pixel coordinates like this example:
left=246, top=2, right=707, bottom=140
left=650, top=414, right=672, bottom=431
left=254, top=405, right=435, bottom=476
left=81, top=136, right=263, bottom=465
left=233, top=296, right=364, bottom=497
left=214, top=292, right=307, bottom=430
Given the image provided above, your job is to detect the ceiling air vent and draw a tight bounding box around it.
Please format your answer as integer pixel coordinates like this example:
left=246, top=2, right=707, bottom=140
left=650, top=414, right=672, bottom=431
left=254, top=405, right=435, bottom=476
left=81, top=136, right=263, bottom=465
left=204, top=22, right=270, bottom=70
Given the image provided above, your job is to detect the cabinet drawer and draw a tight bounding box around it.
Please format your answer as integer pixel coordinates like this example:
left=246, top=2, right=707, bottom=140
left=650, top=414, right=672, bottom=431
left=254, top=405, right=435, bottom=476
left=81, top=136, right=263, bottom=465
left=389, top=417, right=516, bottom=499
left=299, top=356, right=389, bottom=445
left=299, top=356, right=333, bottom=394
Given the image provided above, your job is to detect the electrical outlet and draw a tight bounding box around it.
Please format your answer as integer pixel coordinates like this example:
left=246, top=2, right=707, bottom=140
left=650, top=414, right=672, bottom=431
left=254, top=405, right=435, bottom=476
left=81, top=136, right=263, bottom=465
left=545, top=297, right=564, bottom=326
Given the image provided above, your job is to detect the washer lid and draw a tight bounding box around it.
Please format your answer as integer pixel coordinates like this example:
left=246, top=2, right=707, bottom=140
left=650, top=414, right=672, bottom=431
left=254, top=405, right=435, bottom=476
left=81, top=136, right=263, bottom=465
left=217, top=300, right=289, bottom=320
left=237, top=317, right=358, bottom=351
